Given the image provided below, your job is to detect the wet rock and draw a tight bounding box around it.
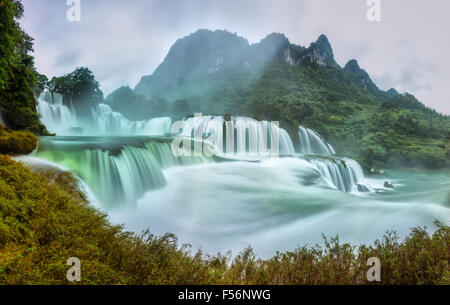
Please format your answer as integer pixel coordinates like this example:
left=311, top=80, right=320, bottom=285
left=357, top=184, right=370, bottom=192
left=384, top=181, right=394, bottom=188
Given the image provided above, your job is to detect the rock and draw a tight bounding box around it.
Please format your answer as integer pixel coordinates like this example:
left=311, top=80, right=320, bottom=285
left=357, top=184, right=370, bottom=192
left=384, top=181, right=394, bottom=188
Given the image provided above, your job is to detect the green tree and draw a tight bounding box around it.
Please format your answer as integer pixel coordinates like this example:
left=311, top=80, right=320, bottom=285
left=48, top=67, right=103, bottom=116
left=0, top=0, right=47, bottom=134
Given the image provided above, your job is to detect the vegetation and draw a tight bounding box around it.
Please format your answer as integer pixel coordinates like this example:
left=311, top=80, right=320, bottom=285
left=47, top=67, right=104, bottom=116
left=106, top=86, right=169, bottom=120
left=0, top=156, right=448, bottom=285
left=0, top=124, right=37, bottom=155
left=0, top=0, right=47, bottom=134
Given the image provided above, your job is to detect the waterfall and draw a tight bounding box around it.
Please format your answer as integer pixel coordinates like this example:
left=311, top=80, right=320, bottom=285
left=37, top=91, right=172, bottom=136
left=37, top=92, right=80, bottom=135
left=91, top=104, right=172, bottom=136
left=298, top=126, right=336, bottom=155
left=180, top=116, right=296, bottom=157
left=34, top=137, right=210, bottom=208
left=35, top=92, right=376, bottom=201
left=309, top=157, right=372, bottom=193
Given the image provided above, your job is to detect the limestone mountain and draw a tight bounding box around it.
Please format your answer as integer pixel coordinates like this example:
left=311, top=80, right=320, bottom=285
left=107, top=29, right=449, bottom=169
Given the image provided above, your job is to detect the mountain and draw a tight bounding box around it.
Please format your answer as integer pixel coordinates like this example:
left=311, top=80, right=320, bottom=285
left=130, top=29, right=395, bottom=115
left=107, top=29, right=450, bottom=170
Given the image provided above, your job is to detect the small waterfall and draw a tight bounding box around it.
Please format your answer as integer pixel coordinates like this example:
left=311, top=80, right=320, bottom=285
left=37, top=92, right=80, bottom=135
left=180, top=116, right=296, bottom=157
left=91, top=104, right=172, bottom=136
left=310, top=157, right=372, bottom=193
left=298, top=126, right=336, bottom=155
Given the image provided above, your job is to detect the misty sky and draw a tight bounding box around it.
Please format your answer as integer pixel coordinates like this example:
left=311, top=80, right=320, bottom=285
left=21, top=0, right=450, bottom=114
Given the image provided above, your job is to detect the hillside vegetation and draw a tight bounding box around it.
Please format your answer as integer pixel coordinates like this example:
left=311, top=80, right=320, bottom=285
left=0, top=0, right=47, bottom=134
left=0, top=125, right=37, bottom=155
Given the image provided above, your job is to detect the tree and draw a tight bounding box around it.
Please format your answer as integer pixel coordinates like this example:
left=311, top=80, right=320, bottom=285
left=148, top=97, right=169, bottom=117
left=0, top=0, right=47, bottom=134
left=48, top=67, right=103, bottom=116
left=34, top=73, right=49, bottom=97
left=173, top=99, right=191, bottom=115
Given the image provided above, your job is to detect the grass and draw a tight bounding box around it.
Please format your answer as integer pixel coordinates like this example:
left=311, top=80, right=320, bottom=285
left=0, top=155, right=448, bottom=285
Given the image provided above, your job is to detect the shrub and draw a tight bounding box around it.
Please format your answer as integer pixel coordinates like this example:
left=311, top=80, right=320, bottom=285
left=0, top=125, right=38, bottom=155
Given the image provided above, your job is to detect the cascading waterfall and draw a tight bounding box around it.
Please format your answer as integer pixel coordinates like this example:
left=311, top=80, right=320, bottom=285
left=178, top=116, right=371, bottom=193
left=37, top=91, right=172, bottom=136
left=309, top=157, right=372, bottom=193
left=296, top=126, right=371, bottom=192
left=35, top=90, right=376, bottom=207
left=37, top=92, right=80, bottom=135
left=92, top=104, right=172, bottom=136
left=181, top=116, right=296, bottom=156
left=298, top=126, right=336, bottom=155
left=33, top=137, right=209, bottom=208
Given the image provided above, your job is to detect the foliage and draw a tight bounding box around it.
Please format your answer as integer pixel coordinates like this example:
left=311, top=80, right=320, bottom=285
left=0, top=0, right=47, bottom=134
left=0, top=156, right=448, bottom=285
left=106, top=86, right=169, bottom=120
left=0, top=124, right=38, bottom=155
left=48, top=67, right=103, bottom=116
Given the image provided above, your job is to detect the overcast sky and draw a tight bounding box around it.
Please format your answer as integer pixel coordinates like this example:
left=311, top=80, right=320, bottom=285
left=21, top=0, right=450, bottom=114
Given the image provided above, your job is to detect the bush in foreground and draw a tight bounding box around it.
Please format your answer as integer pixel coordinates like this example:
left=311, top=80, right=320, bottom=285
left=0, top=155, right=448, bottom=285
left=0, top=125, right=38, bottom=155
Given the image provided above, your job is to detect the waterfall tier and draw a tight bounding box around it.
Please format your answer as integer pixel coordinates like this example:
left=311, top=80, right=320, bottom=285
left=180, top=116, right=296, bottom=156
left=309, top=157, right=372, bottom=193
left=37, top=92, right=172, bottom=136
left=92, top=104, right=172, bottom=136
left=34, top=137, right=210, bottom=208
left=298, top=126, right=336, bottom=155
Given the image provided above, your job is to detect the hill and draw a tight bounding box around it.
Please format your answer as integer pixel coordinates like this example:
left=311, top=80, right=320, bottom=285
left=107, top=29, right=450, bottom=170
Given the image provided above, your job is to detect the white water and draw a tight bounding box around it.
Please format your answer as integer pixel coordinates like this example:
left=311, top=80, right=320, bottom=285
left=92, top=104, right=172, bottom=136
left=37, top=91, right=172, bottom=136
left=37, top=92, right=80, bottom=135
left=298, top=126, right=336, bottom=155
left=181, top=115, right=296, bottom=156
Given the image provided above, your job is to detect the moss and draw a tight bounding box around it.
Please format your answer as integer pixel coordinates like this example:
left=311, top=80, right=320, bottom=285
left=0, top=125, right=38, bottom=155
left=0, top=155, right=448, bottom=285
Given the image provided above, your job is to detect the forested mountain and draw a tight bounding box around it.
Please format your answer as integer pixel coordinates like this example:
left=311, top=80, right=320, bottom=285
left=107, top=29, right=449, bottom=169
